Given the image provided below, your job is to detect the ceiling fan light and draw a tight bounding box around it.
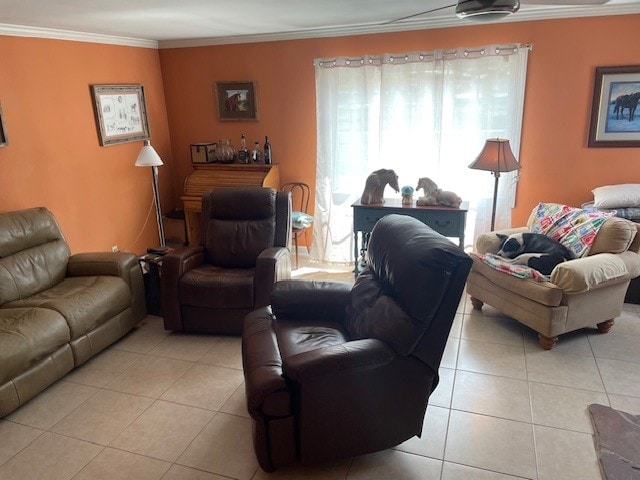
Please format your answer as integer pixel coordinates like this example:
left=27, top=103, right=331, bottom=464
left=456, top=0, right=520, bottom=21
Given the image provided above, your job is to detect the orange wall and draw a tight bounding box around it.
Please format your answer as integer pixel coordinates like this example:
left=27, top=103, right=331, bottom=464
left=0, top=36, right=175, bottom=254
left=160, top=14, right=640, bottom=228
left=2, top=14, right=638, bottom=254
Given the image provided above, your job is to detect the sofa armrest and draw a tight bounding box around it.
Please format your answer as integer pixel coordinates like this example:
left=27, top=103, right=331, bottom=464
left=282, top=338, right=396, bottom=383
left=550, top=253, right=632, bottom=294
left=270, top=280, right=352, bottom=322
left=68, top=252, right=137, bottom=280
left=254, top=247, right=291, bottom=308
left=475, top=227, right=528, bottom=255
left=161, top=246, right=205, bottom=331
left=67, top=251, right=145, bottom=321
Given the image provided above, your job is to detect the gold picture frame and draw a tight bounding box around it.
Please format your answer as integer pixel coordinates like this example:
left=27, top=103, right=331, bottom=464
left=90, top=84, right=150, bottom=146
left=215, top=81, right=258, bottom=121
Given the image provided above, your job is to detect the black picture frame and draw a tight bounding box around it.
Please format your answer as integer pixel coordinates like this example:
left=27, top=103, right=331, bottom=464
left=588, top=65, right=640, bottom=148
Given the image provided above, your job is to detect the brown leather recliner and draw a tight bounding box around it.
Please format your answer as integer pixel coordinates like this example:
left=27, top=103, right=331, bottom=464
left=242, top=214, right=472, bottom=471
left=161, top=187, right=291, bottom=334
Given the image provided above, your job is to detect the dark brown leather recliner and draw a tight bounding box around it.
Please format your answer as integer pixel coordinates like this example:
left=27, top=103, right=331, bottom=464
left=161, top=187, right=291, bottom=334
left=242, top=214, right=472, bottom=471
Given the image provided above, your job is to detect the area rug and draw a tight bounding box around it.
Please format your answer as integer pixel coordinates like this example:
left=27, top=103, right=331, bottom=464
left=589, top=403, right=640, bottom=480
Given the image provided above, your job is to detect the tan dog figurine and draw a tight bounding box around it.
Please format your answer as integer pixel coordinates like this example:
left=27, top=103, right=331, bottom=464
left=416, top=177, right=462, bottom=208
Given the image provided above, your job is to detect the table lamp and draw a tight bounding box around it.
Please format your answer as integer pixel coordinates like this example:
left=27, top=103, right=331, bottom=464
left=135, top=139, right=165, bottom=248
left=468, top=138, right=520, bottom=231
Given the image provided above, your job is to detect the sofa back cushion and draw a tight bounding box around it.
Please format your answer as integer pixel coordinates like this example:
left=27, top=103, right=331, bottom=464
left=0, top=207, right=70, bottom=305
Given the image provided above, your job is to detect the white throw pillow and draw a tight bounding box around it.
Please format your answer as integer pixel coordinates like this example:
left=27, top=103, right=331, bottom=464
left=592, top=184, right=640, bottom=208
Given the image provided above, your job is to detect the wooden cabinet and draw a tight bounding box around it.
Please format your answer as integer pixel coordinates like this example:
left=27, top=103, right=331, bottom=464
left=182, top=164, right=280, bottom=245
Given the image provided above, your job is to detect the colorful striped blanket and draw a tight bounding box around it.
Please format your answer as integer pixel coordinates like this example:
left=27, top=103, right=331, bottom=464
left=479, top=203, right=614, bottom=281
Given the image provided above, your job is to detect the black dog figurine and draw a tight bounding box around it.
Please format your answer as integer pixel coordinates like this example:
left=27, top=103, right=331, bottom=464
left=496, top=232, right=574, bottom=276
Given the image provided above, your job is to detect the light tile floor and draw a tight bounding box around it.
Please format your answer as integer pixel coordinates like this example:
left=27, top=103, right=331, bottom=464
left=2, top=259, right=640, bottom=479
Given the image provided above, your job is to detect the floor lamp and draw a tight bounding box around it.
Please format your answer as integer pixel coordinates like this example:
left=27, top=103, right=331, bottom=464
left=135, top=140, right=166, bottom=248
left=468, top=138, right=520, bottom=231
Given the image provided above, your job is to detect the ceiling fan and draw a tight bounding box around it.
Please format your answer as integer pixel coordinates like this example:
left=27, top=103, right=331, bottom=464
left=387, top=0, right=610, bottom=24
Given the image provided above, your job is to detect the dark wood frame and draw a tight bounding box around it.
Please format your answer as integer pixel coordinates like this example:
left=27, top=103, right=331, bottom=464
left=588, top=65, right=640, bottom=147
left=215, top=81, right=258, bottom=121
left=0, top=103, right=7, bottom=147
left=90, top=84, right=150, bottom=146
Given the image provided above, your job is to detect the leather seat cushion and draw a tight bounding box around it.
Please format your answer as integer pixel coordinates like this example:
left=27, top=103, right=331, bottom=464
left=0, top=307, right=70, bottom=384
left=275, top=320, right=350, bottom=359
left=179, top=265, right=254, bottom=309
left=4, top=276, right=130, bottom=338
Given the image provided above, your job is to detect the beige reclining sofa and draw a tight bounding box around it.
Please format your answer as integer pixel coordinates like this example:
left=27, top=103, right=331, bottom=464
left=0, top=207, right=146, bottom=416
left=467, top=207, right=640, bottom=349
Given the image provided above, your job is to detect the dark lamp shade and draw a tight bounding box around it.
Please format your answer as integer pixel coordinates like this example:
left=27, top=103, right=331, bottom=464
left=468, top=138, right=520, bottom=173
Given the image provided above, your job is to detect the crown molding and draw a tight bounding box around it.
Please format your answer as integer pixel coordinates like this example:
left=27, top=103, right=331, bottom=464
left=0, top=23, right=158, bottom=49
left=158, top=4, right=640, bottom=49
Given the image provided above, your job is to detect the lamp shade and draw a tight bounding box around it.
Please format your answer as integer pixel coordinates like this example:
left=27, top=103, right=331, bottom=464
left=135, top=140, right=163, bottom=167
left=468, top=138, right=520, bottom=173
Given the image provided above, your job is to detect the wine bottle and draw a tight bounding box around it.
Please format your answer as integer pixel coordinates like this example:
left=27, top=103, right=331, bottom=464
left=263, top=136, right=272, bottom=165
left=238, top=134, right=249, bottom=164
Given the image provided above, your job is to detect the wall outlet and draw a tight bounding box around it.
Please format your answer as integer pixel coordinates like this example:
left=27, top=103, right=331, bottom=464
left=111, top=245, right=119, bottom=253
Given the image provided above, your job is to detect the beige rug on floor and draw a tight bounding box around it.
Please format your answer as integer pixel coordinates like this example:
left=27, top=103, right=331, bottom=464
left=589, top=403, right=640, bottom=480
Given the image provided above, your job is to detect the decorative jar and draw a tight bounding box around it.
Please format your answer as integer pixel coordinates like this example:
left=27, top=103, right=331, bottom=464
left=215, top=139, right=236, bottom=163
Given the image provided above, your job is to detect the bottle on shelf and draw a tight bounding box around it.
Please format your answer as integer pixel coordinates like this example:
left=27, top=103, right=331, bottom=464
left=263, top=136, right=272, bottom=165
left=238, top=134, right=249, bottom=164
left=251, top=141, right=262, bottom=164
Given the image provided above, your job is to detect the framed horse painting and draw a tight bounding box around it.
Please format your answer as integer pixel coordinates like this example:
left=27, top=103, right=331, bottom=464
left=589, top=65, right=640, bottom=147
left=215, top=81, right=258, bottom=121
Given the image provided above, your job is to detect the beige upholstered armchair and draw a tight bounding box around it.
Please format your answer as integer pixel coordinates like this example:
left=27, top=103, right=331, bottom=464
left=467, top=206, right=640, bottom=349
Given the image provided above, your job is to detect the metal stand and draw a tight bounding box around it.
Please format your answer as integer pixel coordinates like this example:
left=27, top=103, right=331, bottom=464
left=151, top=165, right=166, bottom=248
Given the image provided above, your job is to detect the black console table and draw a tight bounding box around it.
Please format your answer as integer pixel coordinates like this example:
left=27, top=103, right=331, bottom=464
left=352, top=199, right=468, bottom=273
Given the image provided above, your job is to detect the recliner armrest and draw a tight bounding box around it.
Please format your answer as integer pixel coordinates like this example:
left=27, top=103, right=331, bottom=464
left=254, top=247, right=291, bottom=308
left=282, top=338, right=395, bottom=383
left=271, top=280, right=352, bottom=322
left=161, top=246, right=205, bottom=331
left=475, top=227, right=528, bottom=254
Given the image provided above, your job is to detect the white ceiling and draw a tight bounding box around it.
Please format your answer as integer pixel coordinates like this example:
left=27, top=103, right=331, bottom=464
left=0, top=0, right=639, bottom=48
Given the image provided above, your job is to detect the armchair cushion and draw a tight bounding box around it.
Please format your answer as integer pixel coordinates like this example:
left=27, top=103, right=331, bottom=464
left=589, top=216, right=638, bottom=255
left=550, top=253, right=629, bottom=293
left=470, top=255, right=563, bottom=306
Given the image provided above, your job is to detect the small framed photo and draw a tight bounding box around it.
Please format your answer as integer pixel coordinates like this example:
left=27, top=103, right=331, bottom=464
left=90, top=84, right=150, bottom=146
left=0, top=103, right=7, bottom=147
left=215, top=81, right=258, bottom=121
left=588, top=65, right=640, bottom=147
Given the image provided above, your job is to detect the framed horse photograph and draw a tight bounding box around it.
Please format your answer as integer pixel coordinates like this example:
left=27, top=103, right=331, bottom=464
left=588, top=65, right=640, bottom=147
left=215, top=81, right=258, bottom=121
left=0, top=102, right=7, bottom=147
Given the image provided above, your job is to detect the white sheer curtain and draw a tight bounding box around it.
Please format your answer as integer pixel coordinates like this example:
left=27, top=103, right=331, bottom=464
left=312, top=44, right=529, bottom=264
